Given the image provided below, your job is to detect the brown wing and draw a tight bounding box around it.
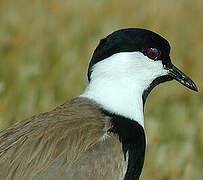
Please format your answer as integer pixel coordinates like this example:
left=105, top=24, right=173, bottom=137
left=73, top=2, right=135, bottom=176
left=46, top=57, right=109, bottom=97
left=0, top=98, right=110, bottom=180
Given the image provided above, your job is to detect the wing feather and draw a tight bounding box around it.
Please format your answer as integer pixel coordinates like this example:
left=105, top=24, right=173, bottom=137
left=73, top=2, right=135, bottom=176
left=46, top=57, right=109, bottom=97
left=0, top=98, right=109, bottom=180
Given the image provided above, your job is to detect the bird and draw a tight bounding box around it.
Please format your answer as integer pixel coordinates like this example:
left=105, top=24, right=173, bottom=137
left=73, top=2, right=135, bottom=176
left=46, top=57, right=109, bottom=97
left=0, top=28, right=198, bottom=180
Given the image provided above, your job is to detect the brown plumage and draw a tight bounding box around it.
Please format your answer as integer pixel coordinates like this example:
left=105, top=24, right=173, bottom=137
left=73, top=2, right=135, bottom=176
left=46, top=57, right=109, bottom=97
left=0, top=97, right=127, bottom=180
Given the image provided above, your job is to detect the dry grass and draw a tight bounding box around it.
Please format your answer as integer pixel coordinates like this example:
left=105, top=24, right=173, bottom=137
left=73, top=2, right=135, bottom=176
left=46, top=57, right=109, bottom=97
left=0, top=0, right=202, bottom=179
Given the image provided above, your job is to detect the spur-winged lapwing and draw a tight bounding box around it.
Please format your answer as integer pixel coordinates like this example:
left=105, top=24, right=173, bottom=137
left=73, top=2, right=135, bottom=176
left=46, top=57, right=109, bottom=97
left=0, top=28, right=198, bottom=180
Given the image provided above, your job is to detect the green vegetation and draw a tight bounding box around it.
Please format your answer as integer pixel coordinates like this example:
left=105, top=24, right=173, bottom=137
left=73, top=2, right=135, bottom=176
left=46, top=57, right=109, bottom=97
left=0, top=0, right=202, bottom=179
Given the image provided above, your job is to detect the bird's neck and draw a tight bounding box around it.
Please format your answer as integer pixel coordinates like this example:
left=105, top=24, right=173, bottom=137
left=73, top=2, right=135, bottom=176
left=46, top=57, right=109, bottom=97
left=80, top=80, right=146, bottom=180
left=80, top=78, right=145, bottom=128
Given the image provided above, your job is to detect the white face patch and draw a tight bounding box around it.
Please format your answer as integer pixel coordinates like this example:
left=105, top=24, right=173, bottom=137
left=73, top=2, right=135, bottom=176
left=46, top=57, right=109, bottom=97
left=80, top=52, right=169, bottom=127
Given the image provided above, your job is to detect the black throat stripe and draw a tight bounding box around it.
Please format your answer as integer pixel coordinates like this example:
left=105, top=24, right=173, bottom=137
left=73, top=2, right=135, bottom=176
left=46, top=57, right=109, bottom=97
left=101, top=109, right=146, bottom=180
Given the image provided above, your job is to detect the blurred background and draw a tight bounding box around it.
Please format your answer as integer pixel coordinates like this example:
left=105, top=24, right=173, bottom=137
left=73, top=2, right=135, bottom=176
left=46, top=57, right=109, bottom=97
left=0, top=0, right=202, bottom=179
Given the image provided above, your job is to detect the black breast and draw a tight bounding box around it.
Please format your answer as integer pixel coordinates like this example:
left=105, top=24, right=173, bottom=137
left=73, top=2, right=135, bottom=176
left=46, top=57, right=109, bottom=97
left=101, top=109, right=146, bottom=180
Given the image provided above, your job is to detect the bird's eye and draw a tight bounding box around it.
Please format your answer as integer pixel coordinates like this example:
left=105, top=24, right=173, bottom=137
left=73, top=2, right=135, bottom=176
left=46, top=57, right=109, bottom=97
left=146, top=48, right=160, bottom=60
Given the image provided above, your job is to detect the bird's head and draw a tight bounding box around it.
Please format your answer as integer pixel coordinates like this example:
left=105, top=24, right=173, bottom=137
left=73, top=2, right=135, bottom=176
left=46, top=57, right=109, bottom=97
left=82, top=28, right=198, bottom=125
left=88, top=28, right=197, bottom=99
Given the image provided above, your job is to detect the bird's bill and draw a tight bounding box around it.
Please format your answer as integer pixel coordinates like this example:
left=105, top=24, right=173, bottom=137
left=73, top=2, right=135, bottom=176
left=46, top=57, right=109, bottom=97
left=167, top=63, right=198, bottom=92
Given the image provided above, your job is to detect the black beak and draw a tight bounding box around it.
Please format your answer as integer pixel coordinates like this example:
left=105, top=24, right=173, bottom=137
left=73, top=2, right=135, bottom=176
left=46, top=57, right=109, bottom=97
left=165, top=63, right=198, bottom=92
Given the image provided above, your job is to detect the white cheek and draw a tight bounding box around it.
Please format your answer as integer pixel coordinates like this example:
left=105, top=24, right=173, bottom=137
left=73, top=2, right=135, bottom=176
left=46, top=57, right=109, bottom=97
left=127, top=52, right=168, bottom=79
left=90, top=52, right=169, bottom=89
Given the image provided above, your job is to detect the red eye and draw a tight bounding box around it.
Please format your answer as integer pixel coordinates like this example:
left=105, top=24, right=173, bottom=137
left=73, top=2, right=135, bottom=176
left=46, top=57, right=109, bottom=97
left=146, top=48, right=160, bottom=60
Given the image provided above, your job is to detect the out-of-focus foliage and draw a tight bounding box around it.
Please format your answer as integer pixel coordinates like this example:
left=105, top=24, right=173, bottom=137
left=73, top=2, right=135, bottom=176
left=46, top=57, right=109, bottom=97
left=0, top=0, right=202, bottom=179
